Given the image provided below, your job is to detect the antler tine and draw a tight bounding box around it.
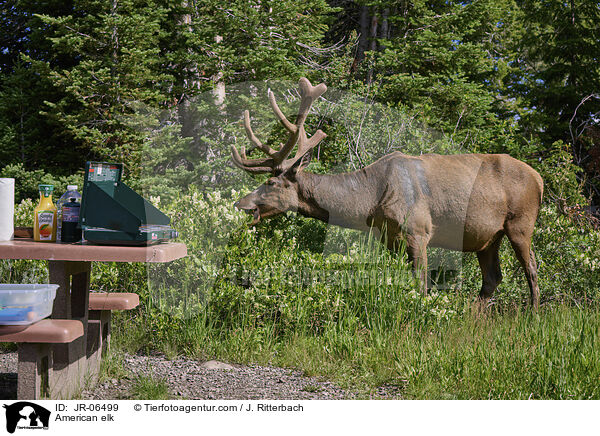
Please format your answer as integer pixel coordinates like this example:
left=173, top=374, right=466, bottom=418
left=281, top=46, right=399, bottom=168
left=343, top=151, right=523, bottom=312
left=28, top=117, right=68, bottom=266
left=230, top=109, right=279, bottom=175
left=271, top=78, right=327, bottom=164
left=268, top=79, right=326, bottom=134
left=303, top=129, right=327, bottom=152
left=279, top=129, right=327, bottom=171
left=295, top=77, right=327, bottom=128
left=238, top=145, right=276, bottom=168
left=232, top=77, right=327, bottom=175
left=279, top=78, right=327, bottom=167
left=230, top=145, right=274, bottom=174
left=243, top=110, right=277, bottom=156
left=268, top=90, right=297, bottom=133
left=267, top=88, right=300, bottom=164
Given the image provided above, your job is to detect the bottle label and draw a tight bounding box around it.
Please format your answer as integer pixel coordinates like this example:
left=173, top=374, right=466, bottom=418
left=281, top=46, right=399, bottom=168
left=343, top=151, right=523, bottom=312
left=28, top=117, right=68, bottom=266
left=62, top=205, right=80, bottom=223
left=37, top=211, right=55, bottom=240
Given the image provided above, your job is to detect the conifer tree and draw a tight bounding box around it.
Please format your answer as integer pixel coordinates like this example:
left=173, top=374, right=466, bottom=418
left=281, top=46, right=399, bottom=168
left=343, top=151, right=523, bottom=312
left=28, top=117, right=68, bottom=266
left=32, top=0, right=170, bottom=176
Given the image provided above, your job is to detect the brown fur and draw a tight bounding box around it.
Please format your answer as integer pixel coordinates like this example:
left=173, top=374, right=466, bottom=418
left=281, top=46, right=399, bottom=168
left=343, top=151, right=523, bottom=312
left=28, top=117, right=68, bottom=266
left=236, top=151, right=543, bottom=308
left=232, top=78, right=543, bottom=308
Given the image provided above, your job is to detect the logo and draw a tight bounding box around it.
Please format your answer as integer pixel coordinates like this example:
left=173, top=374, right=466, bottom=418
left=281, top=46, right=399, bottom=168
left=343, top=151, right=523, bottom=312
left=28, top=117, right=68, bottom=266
left=3, top=402, right=50, bottom=434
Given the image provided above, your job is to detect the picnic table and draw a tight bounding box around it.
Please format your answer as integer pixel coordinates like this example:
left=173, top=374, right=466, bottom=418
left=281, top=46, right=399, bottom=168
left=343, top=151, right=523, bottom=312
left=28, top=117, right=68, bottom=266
left=0, top=238, right=187, bottom=399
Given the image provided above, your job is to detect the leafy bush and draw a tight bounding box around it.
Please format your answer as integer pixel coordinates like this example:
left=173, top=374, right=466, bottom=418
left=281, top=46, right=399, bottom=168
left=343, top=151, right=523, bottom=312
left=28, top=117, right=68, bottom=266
left=0, top=163, right=83, bottom=204
left=533, top=141, right=587, bottom=205
left=126, top=187, right=465, bottom=340
left=80, top=169, right=600, bottom=347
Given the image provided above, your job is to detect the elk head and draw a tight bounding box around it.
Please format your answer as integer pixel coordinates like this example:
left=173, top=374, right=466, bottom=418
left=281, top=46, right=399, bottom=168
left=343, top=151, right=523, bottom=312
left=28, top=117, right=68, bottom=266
left=231, top=78, right=327, bottom=225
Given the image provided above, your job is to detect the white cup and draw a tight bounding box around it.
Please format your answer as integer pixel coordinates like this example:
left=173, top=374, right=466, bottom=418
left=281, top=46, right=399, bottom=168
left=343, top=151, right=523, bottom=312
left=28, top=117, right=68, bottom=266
left=0, top=178, right=15, bottom=241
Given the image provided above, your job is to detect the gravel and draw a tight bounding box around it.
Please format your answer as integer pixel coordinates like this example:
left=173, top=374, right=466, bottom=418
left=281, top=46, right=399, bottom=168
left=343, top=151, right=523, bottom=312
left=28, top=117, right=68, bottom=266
left=0, top=350, right=362, bottom=400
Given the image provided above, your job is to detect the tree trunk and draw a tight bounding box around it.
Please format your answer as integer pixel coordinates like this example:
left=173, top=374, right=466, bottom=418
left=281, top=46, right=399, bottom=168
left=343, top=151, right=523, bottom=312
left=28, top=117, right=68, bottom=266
left=369, top=12, right=379, bottom=53
left=178, top=1, right=201, bottom=138
left=111, top=0, right=120, bottom=104
left=212, top=35, right=225, bottom=109
left=357, top=5, right=369, bottom=63
left=20, top=103, right=25, bottom=164
left=381, top=8, right=390, bottom=39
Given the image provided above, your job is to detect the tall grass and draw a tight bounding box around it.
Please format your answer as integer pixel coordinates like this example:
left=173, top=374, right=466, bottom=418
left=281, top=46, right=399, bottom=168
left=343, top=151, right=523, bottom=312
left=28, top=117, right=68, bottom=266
left=390, top=306, right=600, bottom=399
left=106, top=220, right=600, bottom=400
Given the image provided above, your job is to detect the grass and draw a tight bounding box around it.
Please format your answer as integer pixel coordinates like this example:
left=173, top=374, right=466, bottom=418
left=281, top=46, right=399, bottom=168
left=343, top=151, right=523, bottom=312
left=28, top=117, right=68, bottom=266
left=108, top=301, right=600, bottom=400
left=130, top=374, right=171, bottom=400
left=95, top=347, right=129, bottom=383
left=278, top=305, right=600, bottom=399
left=102, top=227, right=600, bottom=400
left=301, top=384, right=323, bottom=393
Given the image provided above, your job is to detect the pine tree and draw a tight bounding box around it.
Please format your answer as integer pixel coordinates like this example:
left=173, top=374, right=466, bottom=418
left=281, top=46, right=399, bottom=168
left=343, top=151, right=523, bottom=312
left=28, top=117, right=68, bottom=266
left=0, top=0, right=80, bottom=172
left=32, top=0, right=170, bottom=177
left=513, top=0, right=600, bottom=203
left=350, top=0, right=524, bottom=153
left=141, top=0, right=338, bottom=190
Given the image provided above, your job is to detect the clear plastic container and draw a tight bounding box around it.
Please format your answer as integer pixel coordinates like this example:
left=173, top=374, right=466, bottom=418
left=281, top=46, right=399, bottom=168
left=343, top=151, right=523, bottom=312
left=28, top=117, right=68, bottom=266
left=0, top=284, right=58, bottom=325
left=57, top=185, right=82, bottom=241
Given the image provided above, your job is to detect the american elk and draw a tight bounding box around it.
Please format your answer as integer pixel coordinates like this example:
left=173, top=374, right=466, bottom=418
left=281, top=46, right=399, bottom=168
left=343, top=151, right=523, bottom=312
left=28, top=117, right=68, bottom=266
left=231, top=78, right=543, bottom=308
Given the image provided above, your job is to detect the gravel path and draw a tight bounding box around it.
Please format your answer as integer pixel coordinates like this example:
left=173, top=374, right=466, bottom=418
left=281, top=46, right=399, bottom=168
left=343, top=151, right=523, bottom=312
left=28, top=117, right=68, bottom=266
left=0, top=350, right=361, bottom=400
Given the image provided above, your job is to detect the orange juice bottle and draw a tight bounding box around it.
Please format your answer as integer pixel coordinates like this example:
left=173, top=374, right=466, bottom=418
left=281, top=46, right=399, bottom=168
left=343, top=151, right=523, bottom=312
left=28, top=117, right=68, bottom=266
left=34, top=184, right=57, bottom=242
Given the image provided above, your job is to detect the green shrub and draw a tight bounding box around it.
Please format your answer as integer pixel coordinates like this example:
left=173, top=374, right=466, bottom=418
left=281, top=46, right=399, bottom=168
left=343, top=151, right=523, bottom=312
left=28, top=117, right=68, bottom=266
left=0, top=163, right=83, bottom=203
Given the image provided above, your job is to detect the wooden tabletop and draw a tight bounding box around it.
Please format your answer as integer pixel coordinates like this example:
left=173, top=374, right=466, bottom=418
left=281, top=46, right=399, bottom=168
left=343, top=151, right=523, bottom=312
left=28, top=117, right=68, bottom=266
left=0, top=238, right=187, bottom=263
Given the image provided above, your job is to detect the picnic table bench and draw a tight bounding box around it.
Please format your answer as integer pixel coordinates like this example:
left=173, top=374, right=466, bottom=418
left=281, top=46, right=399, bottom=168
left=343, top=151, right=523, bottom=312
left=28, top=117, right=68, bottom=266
left=0, top=238, right=186, bottom=399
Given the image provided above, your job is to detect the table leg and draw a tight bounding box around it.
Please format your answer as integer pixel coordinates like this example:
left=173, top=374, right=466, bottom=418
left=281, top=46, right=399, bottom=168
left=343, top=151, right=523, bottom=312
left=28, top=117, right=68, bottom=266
left=48, top=260, right=91, bottom=399
left=17, top=343, right=52, bottom=399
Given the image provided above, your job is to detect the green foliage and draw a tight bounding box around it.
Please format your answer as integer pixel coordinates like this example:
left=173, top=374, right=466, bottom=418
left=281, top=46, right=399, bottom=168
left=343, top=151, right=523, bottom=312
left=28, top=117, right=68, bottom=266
left=98, top=188, right=600, bottom=399
left=534, top=206, right=600, bottom=304
left=29, top=0, right=171, bottom=176
left=457, top=202, right=600, bottom=309
left=0, top=163, right=83, bottom=204
left=1, top=0, right=599, bottom=206
left=513, top=0, right=600, bottom=142
left=91, top=184, right=600, bottom=346
left=533, top=141, right=587, bottom=204
left=0, top=199, right=46, bottom=286
left=391, top=306, right=600, bottom=399
left=365, top=0, right=524, bottom=153
left=14, top=198, right=35, bottom=227
left=183, top=0, right=336, bottom=83
left=2, top=170, right=599, bottom=398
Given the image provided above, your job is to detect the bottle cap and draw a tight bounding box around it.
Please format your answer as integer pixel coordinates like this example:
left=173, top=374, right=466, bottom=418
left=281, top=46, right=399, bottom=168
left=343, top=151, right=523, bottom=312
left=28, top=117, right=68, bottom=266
left=67, top=185, right=78, bottom=191
left=38, top=184, right=54, bottom=196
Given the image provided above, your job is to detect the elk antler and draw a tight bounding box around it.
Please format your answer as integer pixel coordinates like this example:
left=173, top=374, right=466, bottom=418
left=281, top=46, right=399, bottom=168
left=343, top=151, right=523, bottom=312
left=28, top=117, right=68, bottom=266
left=231, top=77, right=327, bottom=175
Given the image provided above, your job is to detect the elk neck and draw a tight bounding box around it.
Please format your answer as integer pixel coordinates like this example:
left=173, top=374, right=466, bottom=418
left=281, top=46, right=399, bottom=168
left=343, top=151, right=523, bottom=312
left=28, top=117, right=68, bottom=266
left=294, top=168, right=381, bottom=230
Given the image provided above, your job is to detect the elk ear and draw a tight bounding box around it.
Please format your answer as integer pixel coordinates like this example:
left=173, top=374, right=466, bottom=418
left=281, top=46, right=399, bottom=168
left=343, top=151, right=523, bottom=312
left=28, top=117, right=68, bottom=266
left=284, top=150, right=312, bottom=178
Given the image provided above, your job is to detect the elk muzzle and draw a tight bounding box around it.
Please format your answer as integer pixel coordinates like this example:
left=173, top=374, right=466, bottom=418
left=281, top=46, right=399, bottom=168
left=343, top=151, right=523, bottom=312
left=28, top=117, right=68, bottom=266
left=235, top=193, right=282, bottom=226
left=234, top=196, right=261, bottom=226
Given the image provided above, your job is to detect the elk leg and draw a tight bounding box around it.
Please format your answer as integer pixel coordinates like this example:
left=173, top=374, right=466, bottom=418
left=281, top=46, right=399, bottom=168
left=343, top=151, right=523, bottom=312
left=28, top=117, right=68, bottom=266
left=406, top=234, right=429, bottom=295
left=505, top=225, right=540, bottom=309
left=476, top=236, right=504, bottom=303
